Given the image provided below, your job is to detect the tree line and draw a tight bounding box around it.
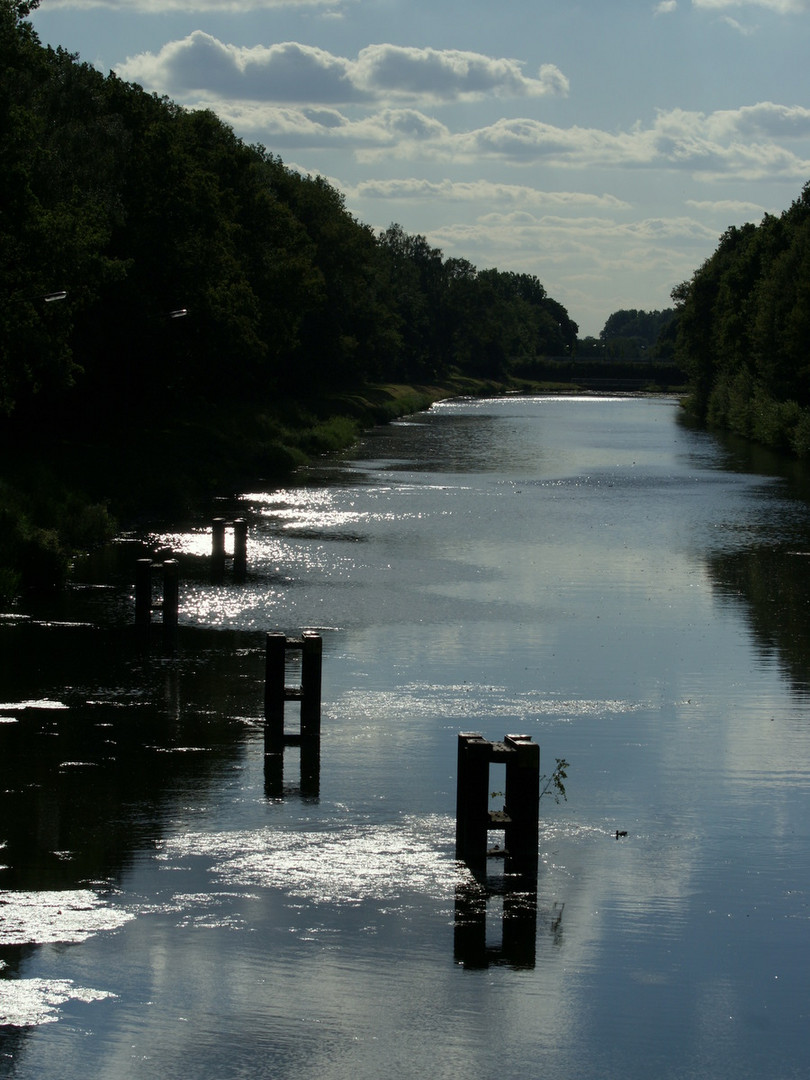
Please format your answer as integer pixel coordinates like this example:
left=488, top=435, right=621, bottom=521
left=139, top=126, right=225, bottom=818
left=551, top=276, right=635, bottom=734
left=1, top=0, right=578, bottom=439
left=671, top=181, right=810, bottom=457
left=578, top=308, right=677, bottom=361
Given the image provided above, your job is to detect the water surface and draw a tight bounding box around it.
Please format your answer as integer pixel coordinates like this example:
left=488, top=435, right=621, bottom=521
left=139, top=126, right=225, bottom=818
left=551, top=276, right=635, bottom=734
left=2, top=396, right=810, bottom=1079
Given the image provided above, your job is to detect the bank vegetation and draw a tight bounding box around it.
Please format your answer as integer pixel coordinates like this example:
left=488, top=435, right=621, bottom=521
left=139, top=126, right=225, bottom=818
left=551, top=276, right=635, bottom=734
left=672, top=182, right=810, bottom=457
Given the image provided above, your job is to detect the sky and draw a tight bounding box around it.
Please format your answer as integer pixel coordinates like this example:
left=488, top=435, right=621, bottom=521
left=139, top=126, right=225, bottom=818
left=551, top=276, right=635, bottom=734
left=28, top=0, right=810, bottom=338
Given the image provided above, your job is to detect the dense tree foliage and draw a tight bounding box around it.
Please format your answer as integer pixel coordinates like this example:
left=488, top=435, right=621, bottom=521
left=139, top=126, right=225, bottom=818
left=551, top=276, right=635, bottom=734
left=601, top=308, right=676, bottom=357
left=672, top=183, right=810, bottom=456
left=576, top=308, right=676, bottom=360
left=0, top=1, right=577, bottom=437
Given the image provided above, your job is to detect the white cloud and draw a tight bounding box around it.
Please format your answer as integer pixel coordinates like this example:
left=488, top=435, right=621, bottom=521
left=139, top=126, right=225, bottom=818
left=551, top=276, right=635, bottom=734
left=344, top=178, right=631, bottom=211
left=209, top=102, right=361, bottom=144
left=118, top=35, right=568, bottom=105
left=425, top=211, right=718, bottom=311
left=352, top=45, right=568, bottom=101
left=693, top=0, right=808, bottom=12
left=185, top=93, right=810, bottom=183
left=461, top=212, right=718, bottom=246
left=197, top=99, right=452, bottom=148
left=719, top=15, right=758, bottom=30
left=375, top=108, right=452, bottom=139
left=118, top=34, right=367, bottom=102
left=448, top=118, right=654, bottom=166
left=410, top=106, right=810, bottom=180
left=686, top=198, right=768, bottom=216
left=43, top=0, right=347, bottom=9
left=654, top=2, right=679, bottom=14
left=706, top=101, right=810, bottom=138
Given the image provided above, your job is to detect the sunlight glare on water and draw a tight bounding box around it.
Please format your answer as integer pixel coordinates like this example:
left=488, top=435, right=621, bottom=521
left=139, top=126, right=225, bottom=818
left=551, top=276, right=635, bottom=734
left=157, top=816, right=460, bottom=908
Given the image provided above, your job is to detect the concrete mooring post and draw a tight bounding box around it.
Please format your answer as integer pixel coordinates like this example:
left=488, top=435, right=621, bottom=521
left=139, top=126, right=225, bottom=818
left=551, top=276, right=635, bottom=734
left=135, top=557, right=153, bottom=627
left=232, top=518, right=247, bottom=580
left=455, top=732, right=540, bottom=880
left=135, top=557, right=180, bottom=628
left=211, top=517, right=248, bottom=581
left=162, top=559, right=179, bottom=629
left=264, top=631, right=323, bottom=797
left=211, top=518, right=227, bottom=579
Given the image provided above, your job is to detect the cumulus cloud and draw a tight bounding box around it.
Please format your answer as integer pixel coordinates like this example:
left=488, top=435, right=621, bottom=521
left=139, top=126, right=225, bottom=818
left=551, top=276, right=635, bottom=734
left=118, top=34, right=568, bottom=104
left=702, top=101, right=810, bottom=138
left=345, top=178, right=630, bottom=210
left=686, top=198, right=768, bottom=215
left=692, top=0, right=808, bottom=12
left=409, top=208, right=723, bottom=332
left=42, top=0, right=345, bottom=9
left=203, top=102, right=365, bottom=146
left=719, top=15, right=758, bottom=30
left=352, top=46, right=568, bottom=100
left=190, top=92, right=810, bottom=183
left=118, top=34, right=366, bottom=102
left=196, top=99, right=452, bottom=148
left=654, top=1, right=679, bottom=13
left=387, top=105, right=810, bottom=181
left=449, top=118, right=647, bottom=166
left=428, top=213, right=718, bottom=281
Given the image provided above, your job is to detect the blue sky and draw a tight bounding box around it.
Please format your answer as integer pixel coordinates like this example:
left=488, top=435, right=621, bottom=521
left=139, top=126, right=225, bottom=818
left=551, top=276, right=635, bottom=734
left=30, top=0, right=810, bottom=336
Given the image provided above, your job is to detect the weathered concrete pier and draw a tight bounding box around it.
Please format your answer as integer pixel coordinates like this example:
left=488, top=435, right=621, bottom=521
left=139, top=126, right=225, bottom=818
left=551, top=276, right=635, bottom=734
left=135, top=557, right=179, bottom=628
left=454, top=731, right=542, bottom=968
left=455, top=732, right=540, bottom=879
left=211, top=517, right=248, bottom=581
left=264, top=631, right=323, bottom=797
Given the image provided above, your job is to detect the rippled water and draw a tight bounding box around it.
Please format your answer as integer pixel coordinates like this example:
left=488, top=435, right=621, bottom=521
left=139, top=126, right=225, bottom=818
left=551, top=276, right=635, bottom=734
left=2, top=396, right=810, bottom=1079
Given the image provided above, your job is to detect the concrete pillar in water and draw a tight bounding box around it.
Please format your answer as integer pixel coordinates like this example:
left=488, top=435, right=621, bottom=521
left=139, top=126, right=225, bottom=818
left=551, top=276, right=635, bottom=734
left=162, top=559, right=179, bottom=629
left=455, top=733, right=492, bottom=876
left=263, top=631, right=323, bottom=798
left=264, top=632, right=286, bottom=746
left=455, top=732, right=540, bottom=880
left=135, top=558, right=153, bottom=627
left=503, top=734, right=540, bottom=878
left=211, top=517, right=226, bottom=580
left=263, top=632, right=286, bottom=796
left=300, top=631, right=323, bottom=739
left=232, top=518, right=248, bottom=581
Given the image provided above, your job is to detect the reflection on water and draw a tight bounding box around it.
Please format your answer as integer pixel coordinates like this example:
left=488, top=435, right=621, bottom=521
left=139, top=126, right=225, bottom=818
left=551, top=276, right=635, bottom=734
left=709, top=545, right=810, bottom=695
left=3, top=396, right=810, bottom=1079
left=453, top=880, right=556, bottom=971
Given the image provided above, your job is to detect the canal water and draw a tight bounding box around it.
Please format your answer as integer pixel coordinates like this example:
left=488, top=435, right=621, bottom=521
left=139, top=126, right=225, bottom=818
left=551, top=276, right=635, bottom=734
left=2, top=395, right=810, bottom=1079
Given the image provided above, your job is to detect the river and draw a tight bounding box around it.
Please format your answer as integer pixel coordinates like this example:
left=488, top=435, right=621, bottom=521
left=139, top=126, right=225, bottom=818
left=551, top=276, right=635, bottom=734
left=2, top=394, right=810, bottom=1079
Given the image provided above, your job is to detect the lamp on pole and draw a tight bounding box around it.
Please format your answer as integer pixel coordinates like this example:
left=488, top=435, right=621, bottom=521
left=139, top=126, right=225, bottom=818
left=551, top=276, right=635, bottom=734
left=9, top=288, right=68, bottom=305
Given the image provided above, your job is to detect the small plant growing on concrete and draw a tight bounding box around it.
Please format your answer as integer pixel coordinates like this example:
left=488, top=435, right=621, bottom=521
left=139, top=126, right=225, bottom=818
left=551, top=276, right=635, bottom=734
left=541, top=758, right=569, bottom=803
